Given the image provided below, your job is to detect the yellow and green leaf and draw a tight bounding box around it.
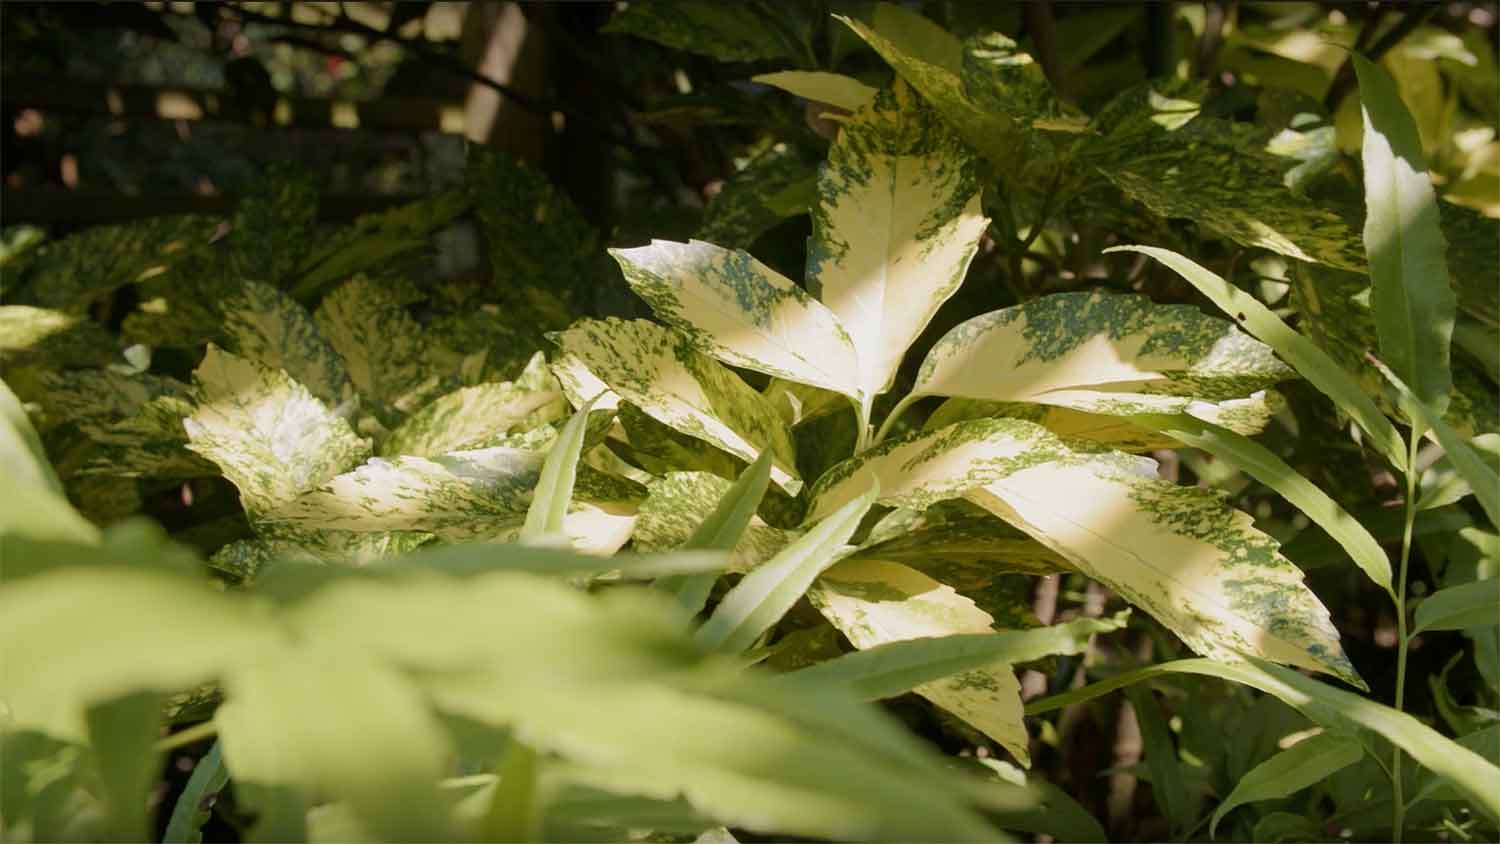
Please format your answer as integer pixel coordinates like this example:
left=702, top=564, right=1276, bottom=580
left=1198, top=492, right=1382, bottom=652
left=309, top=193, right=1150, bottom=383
left=314, top=277, right=434, bottom=409
left=381, top=379, right=566, bottom=458
left=221, top=280, right=352, bottom=408
left=752, top=72, right=877, bottom=112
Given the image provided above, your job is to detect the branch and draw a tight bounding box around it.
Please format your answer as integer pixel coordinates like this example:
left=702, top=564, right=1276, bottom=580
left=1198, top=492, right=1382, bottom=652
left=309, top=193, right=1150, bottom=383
left=1323, top=4, right=1437, bottom=109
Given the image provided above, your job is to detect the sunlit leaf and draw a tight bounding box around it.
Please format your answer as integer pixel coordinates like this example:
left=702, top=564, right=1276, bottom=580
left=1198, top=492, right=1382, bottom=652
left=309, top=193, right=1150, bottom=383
left=381, top=378, right=566, bottom=458
left=521, top=398, right=598, bottom=542
left=314, top=277, right=433, bottom=408
left=752, top=72, right=877, bottom=111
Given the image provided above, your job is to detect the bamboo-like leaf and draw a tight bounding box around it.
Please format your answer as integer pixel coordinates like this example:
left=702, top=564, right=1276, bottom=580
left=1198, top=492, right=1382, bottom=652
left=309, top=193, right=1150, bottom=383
left=780, top=612, right=1127, bottom=700
left=655, top=452, right=774, bottom=615
left=552, top=318, right=800, bottom=493
left=1210, top=732, right=1364, bottom=836
left=635, top=472, right=794, bottom=570
left=1125, top=686, right=1192, bottom=835
left=910, top=291, right=1293, bottom=416
left=1130, top=412, right=1393, bottom=597
left=1353, top=54, right=1457, bottom=415
left=1413, top=579, right=1500, bottom=635
left=1110, top=245, right=1408, bottom=470
left=184, top=346, right=371, bottom=515
left=314, top=277, right=433, bottom=407
left=163, top=741, right=229, bottom=844
left=613, top=239, right=863, bottom=400
left=808, top=82, right=988, bottom=404
left=221, top=280, right=352, bottom=407
left=1373, top=358, right=1500, bottom=527
left=381, top=379, right=566, bottom=458
left=521, top=398, right=598, bottom=542
left=696, top=485, right=875, bottom=653
left=483, top=741, right=540, bottom=843
left=1, top=377, right=67, bottom=499
left=1026, top=658, right=1500, bottom=821
left=752, top=72, right=877, bottom=111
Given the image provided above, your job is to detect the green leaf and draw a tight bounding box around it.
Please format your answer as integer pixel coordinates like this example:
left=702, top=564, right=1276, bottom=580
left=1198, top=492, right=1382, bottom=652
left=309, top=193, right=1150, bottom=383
left=1129, top=412, right=1393, bottom=597
left=855, top=499, right=1070, bottom=580
left=752, top=72, right=877, bottom=111
left=697, top=484, right=876, bottom=653
left=483, top=741, right=541, bottom=843
left=783, top=612, right=1126, bottom=701
left=1414, top=579, right=1500, bottom=634
left=808, top=558, right=1032, bottom=762
left=221, top=280, right=352, bottom=407
left=226, top=166, right=318, bottom=286
left=636, top=471, right=793, bottom=571
left=552, top=318, right=800, bottom=493
left=910, top=291, right=1294, bottom=417
left=163, top=741, right=229, bottom=844
left=0, top=305, right=116, bottom=369
left=37, top=369, right=190, bottom=440
left=184, top=346, right=371, bottom=515
left=1110, top=245, right=1409, bottom=470
left=1, top=376, right=64, bottom=496
left=603, top=0, right=798, bottom=62
left=521, top=397, right=598, bottom=542
left=656, top=451, right=775, bottom=615
left=293, top=190, right=470, bottom=301
left=314, top=276, right=433, bottom=409
left=1353, top=54, right=1457, bottom=415
left=1211, top=731, right=1364, bottom=835
left=808, top=82, right=988, bottom=405
left=697, top=142, right=818, bottom=250
left=1, top=380, right=100, bottom=545
left=1025, top=658, right=1500, bottom=821
left=86, top=691, right=163, bottom=841
left=613, top=239, right=862, bottom=401
left=382, top=378, right=566, bottom=458
left=1373, top=358, right=1500, bottom=528
left=1125, top=686, right=1192, bottom=835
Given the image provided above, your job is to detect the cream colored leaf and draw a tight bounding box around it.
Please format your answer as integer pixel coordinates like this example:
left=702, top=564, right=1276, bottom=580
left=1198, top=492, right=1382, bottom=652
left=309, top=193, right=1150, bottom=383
left=551, top=353, right=621, bottom=411
left=613, top=239, right=862, bottom=401
left=752, top=71, right=878, bottom=111
left=912, top=291, right=1294, bottom=414
left=809, top=559, right=1030, bottom=764
left=809, top=82, right=988, bottom=402
left=381, top=380, right=567, bottom=457
left=184, top=346, right=370, bottom=515
left=923, top=395, right=1285, bottom=451
left=552, top=318, right=800, bottom=493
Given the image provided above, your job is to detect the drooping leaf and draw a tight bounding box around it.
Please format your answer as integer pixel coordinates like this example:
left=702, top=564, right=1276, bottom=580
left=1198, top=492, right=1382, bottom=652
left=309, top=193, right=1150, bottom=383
left=221, top=280, right=352, bottom=407
left=183, top=346, right=371, bottom=515
left=752, top=72, right=877, bottom=111
left=37, top=369, right=190, bottom=440
left=1111, top=245, right=1409, bottom=470
left=1210, top=732, right=1365, bottom=836
left=1125, top=686, right=1193, bottom=834
left=603, top=0, right=798, bottom=62
left=1353, top=54, right=1457, bottom=416
left=552, top=318, right=800, bottom=493
left=696, top=484, right=875, bottom=653
left=808, top=81, right=988, bottom=406
left=79, top=394, right=215, bottom=479
left=807, top=558, right=1033, bottom=763
left=655, top=452, right=775, bottom=615
left=613, top=239, right=862, bottom=401
left=909, top=291, right=1294, bottom=418
left=314, top=276, right=433, bottom=408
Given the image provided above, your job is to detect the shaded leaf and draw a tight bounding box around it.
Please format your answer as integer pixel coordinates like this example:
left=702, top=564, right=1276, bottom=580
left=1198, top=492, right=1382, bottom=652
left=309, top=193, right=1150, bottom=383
left=1413, top=578, right=1500, bottom=634
left=752, top=72, right=877, bottom=111
left=697, top=142, right=818, bottom=250
left=314, top=277, right=432, bottom=408
left=293, top=190, right=470, bottom=300
left=655, top=451, right=775, bottom=615
left=1211, top=731, right=1365, bottom=835
left=222, top=280, right=352, bottom=407
left=604, top=0, right=797, bottom=62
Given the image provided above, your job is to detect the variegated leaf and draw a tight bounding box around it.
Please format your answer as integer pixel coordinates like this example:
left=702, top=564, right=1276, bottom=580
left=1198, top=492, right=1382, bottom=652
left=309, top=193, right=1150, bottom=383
left=613, top=239, right=862, bottom=401
left=763, top=379, right=847, bottom=428
left=752, top=72, right=877, bottom=112
left=967, top=462, right=1362, bottom=687
left=38, top=370, right=190, bottom=439
left=221, top=280, right=352, bottom=407
left=183, top=346, right=371, bottom=514
left=551, top=353, right=621, bottom=412
left=697, top=141, right=818, bottom=250
left=619, top=403, right=742, bottom=482
left=808, top=82, right=988, bottom=405
left=809, top=558, right=1031, bottom=764
left=924, top=393, right=1283, bottom=450
left=381, top=380, right=566, bottom=458
left=807, top=418, right=1361, bottom=685
left=857, top=500, right=1068, bottom=581
left=79, top=395, right=216, bottom=478
left=0, top=305, right=116, bottom=369
left=315, top=277, right=432, bottom=407
left=633, top=472, right=795, bottom=573
left=552, top=318, right=800, bottom=493
left=293, top=189, right=470, bottom=300
left=910, top=291, right=1294, bottom=415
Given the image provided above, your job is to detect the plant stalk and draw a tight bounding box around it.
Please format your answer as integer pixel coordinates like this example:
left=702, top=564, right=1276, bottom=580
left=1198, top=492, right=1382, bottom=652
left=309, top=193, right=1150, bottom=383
left=1391, top=424, right=1423, bottom=842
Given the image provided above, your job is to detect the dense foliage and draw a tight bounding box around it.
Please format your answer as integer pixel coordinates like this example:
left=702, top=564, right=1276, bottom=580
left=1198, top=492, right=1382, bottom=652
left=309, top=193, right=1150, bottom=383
left=2, top=3, right=1497, bottom=842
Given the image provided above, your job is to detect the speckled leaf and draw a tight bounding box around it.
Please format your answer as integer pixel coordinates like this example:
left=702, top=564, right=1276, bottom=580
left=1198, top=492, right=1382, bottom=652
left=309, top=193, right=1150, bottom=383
left=807, top=558, right=1031, bottom=764
left=0, top=306, right=116, bottom=369
left=619, top=402, right=743, bottom=482
left=552, top=318, right=800, bottom=493
left=78, top=394, right=215, bottom=479
left=314, top=277, right=431, bottom=407
left=226, top=167, right=318, bottom=286
left=752, top=72, right=877, bottom=111
left=551, top=353, right=621, bottom=412
left=697, top=142, right=818, bottom=250
left=808, top=82, right=988, bottom=404
left=634, top=472, right=794, bottom=574
left=764, top=379, right=847, bottom=428
left=613, top=238, right=862, bottom=400
left=855, top=500, right=1069, bottom=581
left=184, top=346, right=371, bottom=515
left=293, top=189, right=470, bottom=300
left=221, top=280, right=352, bottom=407
left=967, top=462, right=1363, bottom=687
left=1353, top=54, right=1457, bottom=415
left=38, top=370, right=190, bottom=439
left=381, top=379, right=566, bottom=458
left=924, top=394, right=1284, bottom=448
left=911, top=292, right=1294, bottom=420
left=603, top=0, right=797, bottom=62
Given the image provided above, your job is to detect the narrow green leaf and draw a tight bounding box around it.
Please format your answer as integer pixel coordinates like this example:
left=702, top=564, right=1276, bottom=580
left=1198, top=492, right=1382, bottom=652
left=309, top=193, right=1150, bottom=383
left=1373, top=357, right=1500, bottom=527
left=656, top=451, right=774, bottom=615
left=752, top=71, right=877, bottom=111
left=1353, top=54, right=1457, bottom=415
left=780, top=612, right=1127, bottom=700
left=1210, top=733, right=1364, bottom=836
left=1131, top=412, right=1393, bottom=597
left=483, top=740, right=541, bottom=843
left=86, top=690, right=163, bottom=842
left=1110, top=245, right=1408, bottom=470
left=696, top=484, right=876, bottom=653
left=1414, top=579, right=1500, bottom=635
left=1125, top=686, right=1192, bottom=836
left=163, top=741, right=229, bottom=844
left=521, top=397, right=598, bottom=543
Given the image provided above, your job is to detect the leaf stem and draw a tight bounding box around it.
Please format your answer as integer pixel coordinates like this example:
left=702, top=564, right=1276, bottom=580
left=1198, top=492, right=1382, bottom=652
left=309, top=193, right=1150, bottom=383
left=871, top=394, right=917, bottom=448
left=1391, top=423, right=1423, bottom=843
